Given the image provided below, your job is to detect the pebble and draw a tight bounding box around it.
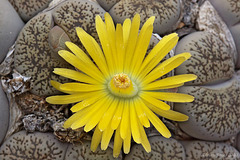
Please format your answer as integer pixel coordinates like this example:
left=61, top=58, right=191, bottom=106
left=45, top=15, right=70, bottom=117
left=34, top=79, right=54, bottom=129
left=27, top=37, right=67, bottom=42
left=109, top=0, right=182, bottom=35
left=174, top=74, right=240, bottom=141
left=0, top=0, right=24, bottom=63
left=175, top=31, right=235, bottom=85
left=125, top=136, right=185, bottom=160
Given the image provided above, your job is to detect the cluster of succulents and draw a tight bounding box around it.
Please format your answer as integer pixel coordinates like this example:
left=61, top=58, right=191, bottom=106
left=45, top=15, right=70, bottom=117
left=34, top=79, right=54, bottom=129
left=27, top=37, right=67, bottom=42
left=0, top=0, right=240, bottom=159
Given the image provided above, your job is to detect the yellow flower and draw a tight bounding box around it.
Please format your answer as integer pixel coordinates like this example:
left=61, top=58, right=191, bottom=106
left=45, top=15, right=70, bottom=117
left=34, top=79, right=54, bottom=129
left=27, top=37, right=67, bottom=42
left=46, top=13, right=197, bottom=157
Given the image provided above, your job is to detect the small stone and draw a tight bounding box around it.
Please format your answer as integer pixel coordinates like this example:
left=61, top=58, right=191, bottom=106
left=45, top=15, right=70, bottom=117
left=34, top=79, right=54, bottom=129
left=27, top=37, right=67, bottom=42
left=8, top=0, right=52, bottom=22
left=109, top=0, right=182, bottom=35
left=209, top=0, right=240, bottom=27
left=97, top=0, right=120, bottom=11
left=0, top=0, right=24, bottom=63
left=174, top=74, right=240, bottom=141
left=65, top=140, right=122, bottom=160
left=52, top=0, right=106, bottom=45
left=0, top=131, right=69, bottom=160
left=181, top=140, right=240, bottom=160
left=125, top=136, right=185, bottom=160
left=175, top=31, right=235, bottom=85
left=0, top=83, right=9, bottom=145
left=14, top=12, right=71, bottom=96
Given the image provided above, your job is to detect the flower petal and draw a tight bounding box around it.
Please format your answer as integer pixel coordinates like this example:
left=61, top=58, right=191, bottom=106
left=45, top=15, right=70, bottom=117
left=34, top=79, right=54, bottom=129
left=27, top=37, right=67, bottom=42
left=123, top=127, right=131, bottom=154
left=144, top=91, right=194, bottom=102
left=70, top=91, right=107, bottom=112
left=131, top=17, right=155, bottom=76
left=124, top=14, right=140, bottom=73
left=58, top=50, right=104, bottom=82
left=130, top=100, right=141, bottom=144
left=134, top=98, right=150, bottom=128
left=84, top=96, right=114, bottom=132
left=115, top=23, right=125, bottom=73
left=137, top=33, right=179, bottom=79
left=143, top=74, right=197, bottom=90
left=46, top=93, right=86, bottom=104
left=49, top=80, right=73, bottom=94
left=111, top=100, right=124, bottom=130
left=113, top=126, right=123, bottom=158
left=146, top=101, right=189, bottom=121
left=60, top=82, right=104, bottom=92
left=70, top=97, right=108, bottom=129
left=142, top=101, right=171, bottom=138
left=98, top=98, right=119, bottom=131
left=120, top=100, right=130, bottom=139
left=96, top=15, right=115, bottom=75
left=76, top=27, right=109, bottom=77
left=91, top=125, right=102, bottom=152
left=142, top=52, right=191, bottom=84
left=138, top=119, right=151, bottom=153
left=122, top=18, right=131, bottom=49
left=101, top=123, right=114, bottom=150
left=140, top=92, right=170, bottom=110
left=53, top=68, right=99, bottom=84
left=63, top=106, right=92, bottom=128
left=65, top=41, right=103, bottom=77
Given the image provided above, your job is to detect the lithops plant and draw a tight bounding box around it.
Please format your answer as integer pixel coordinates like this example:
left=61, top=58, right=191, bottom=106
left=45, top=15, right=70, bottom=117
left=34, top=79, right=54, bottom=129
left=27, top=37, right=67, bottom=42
left=230, top=23, right=240, bottom=68
left=175, top=31, right=235, bottom=85
left=65, top=140, right=122, bottom=160
left=97, top=0, right=120, bottom=11
left=0, top=0, right=24, bottom=63
left=174, top=74, right=240, bottom=141
left=8, top=0, right=53, bottom=22
left=125, top=136, right=185, bottom=160
left=209, top=0, right=240, bottom=27
left=14, top=11, right=71, bottom=96
left=52, top=0, right=106, bottom=45
left=0, top=84, right=9, bottom=145
left=0, top=131, right=69, bottom=160
left=109, top=0, right=182, bottom=35
left=48, top=26, right=71, bottom=60
left=181, top=140, right=240, bottom=160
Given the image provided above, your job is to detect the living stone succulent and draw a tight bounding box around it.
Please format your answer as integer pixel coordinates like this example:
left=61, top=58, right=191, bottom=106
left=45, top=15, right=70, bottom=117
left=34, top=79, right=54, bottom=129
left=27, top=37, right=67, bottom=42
left=175, top=31, right=235, bottom=85
left=0, top=131, right=69, bottom=160
left=181, top=140, right=240, bottom=160
left=125, top=136, right=186, bottom=160
left=8, top=0, right=53, bottom=22
left=175, top=74, right=240, bottom=141
left=109, top=0, right=182, bottom=35
left=0, top=0, right=240, bottom=159
left=14, top=12, right=72, bottom=96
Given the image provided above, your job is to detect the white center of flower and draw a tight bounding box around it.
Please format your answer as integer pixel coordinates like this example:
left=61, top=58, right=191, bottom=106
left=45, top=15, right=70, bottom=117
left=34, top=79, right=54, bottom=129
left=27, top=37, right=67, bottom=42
left=108, top=73, right=138, bottom=98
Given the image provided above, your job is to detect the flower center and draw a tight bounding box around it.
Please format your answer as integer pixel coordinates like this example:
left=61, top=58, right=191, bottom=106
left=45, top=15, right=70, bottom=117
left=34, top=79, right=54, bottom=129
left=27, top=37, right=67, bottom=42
left=108, top=73, right=138, bottom=98
left=113, top=73, right=131, bottom=89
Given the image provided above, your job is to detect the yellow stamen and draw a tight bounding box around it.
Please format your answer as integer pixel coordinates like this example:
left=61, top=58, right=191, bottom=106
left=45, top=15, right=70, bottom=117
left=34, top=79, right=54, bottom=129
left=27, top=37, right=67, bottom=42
left=113, top=73, right=131, bottom=89
left=108, top=73, right=138, bottom=97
